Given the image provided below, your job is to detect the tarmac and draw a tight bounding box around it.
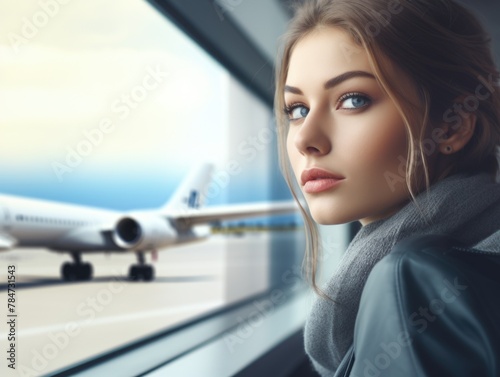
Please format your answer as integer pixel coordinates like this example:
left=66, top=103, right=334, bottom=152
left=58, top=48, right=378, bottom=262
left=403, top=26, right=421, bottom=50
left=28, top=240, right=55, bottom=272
left=0, top=231, right=303, bottom=376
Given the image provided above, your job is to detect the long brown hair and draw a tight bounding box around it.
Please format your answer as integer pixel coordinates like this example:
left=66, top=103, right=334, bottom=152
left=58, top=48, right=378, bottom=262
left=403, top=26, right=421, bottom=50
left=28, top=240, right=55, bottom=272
left=275, top=0, right=500, bottom=298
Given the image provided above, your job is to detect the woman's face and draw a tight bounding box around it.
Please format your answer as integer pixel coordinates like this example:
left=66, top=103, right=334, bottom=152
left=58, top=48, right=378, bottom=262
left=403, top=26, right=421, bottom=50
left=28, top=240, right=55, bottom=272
left=285, top=27, right=417, bottom=226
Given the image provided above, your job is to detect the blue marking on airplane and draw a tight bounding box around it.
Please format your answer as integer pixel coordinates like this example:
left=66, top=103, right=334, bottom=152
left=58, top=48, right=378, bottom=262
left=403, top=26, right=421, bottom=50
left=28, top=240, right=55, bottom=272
left=188, top=190, right=199, bottom=209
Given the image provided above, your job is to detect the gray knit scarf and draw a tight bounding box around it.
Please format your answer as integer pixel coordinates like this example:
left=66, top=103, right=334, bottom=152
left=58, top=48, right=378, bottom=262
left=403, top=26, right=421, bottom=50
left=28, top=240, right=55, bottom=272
left=304, top=171, right=500, bottom=376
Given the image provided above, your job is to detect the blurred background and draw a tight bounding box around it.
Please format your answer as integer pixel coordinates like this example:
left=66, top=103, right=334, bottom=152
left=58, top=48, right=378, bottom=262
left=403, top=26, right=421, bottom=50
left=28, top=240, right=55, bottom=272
left=0, top=0, right=498, bottom=376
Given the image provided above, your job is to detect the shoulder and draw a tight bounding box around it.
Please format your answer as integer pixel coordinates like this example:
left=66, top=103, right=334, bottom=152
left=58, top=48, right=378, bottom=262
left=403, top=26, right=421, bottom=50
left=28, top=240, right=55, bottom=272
left=370, top=233, right=500, bottom=297
left=349, top=234, right=500, bottom=377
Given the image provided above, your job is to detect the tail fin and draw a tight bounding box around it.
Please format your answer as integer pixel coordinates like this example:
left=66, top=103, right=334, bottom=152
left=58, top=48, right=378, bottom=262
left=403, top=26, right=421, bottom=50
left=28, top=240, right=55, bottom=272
left=163, top=163, right=214, bottom=211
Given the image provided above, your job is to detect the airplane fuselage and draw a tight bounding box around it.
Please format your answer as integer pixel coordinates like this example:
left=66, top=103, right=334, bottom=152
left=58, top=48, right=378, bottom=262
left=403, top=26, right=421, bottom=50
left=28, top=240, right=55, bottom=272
left=0, top=194, right=118, bottom=250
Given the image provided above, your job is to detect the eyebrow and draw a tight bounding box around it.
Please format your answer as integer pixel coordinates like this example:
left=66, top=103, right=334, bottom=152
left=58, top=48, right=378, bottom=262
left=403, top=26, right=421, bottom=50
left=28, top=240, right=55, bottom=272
left=284, top=70, right=376, bottom=95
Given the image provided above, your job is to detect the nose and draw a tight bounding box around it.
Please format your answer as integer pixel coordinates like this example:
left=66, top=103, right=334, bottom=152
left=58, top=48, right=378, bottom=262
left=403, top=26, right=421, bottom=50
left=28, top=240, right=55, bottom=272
left=293, top=109, right=332, bottom=156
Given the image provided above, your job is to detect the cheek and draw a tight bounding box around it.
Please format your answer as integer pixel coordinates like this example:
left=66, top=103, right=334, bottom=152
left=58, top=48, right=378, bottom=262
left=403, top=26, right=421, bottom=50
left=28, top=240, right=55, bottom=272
left=353, top=108, right=407, bottom=175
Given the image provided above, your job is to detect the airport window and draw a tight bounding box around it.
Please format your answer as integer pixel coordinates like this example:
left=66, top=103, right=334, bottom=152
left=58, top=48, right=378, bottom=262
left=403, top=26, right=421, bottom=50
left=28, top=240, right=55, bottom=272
left=0, top=1, right=302, bottom=375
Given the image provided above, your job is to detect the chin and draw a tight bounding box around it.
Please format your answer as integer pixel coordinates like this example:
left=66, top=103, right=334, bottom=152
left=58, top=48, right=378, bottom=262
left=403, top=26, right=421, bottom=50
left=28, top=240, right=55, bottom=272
left=309, top=209, right=352, bottom=225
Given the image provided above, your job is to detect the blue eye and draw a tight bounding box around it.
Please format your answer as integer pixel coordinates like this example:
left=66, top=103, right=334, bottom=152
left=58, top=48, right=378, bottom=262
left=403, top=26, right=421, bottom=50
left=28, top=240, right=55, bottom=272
left=284, top=104, right=309, bottom=121
left=338, top=93, right=371, bottom=110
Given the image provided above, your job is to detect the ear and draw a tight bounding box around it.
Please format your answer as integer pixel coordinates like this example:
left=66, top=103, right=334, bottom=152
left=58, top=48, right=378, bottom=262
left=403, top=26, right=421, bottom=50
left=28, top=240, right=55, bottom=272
left=436, top=111, right=477, bottom=155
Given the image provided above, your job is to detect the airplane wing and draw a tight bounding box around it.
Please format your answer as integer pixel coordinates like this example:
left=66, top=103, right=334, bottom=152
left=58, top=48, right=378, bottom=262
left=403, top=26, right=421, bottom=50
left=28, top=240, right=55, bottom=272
left=0, top=232, right=18, bottom=250
left=170, top=200, right=299, bottom=228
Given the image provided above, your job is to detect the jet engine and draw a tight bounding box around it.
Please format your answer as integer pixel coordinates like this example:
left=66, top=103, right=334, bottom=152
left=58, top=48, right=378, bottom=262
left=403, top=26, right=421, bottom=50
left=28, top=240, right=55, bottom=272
left=112, top=215, right=176, bottom=250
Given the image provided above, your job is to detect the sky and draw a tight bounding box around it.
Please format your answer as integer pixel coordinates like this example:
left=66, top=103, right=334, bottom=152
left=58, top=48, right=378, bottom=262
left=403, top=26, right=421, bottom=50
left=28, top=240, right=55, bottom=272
left=0, top=0, right=287, bottom=212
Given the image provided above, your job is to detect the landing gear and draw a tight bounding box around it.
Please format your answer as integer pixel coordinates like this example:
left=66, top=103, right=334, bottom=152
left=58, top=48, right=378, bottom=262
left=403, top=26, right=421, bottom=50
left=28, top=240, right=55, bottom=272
left=59, top=251, right=155, bottom=282
left=129, top=252, right=155, bottom=282
left=61, top=252, right=93, bottom=281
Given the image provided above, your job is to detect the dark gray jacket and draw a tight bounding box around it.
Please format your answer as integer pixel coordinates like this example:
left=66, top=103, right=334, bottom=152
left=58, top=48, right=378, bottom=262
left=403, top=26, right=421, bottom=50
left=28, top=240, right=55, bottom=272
left=334, top=233, right=500, bottom=377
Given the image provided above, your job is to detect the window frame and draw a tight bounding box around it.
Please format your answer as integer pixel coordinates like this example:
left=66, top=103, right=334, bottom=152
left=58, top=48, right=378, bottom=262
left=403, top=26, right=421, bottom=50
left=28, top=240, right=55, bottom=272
left=147, top=0, right=275, bottom=106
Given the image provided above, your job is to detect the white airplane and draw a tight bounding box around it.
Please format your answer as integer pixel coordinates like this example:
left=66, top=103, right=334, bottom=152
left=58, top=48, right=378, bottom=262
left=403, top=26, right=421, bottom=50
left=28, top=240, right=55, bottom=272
left=0, top=164, right=298, bottom=281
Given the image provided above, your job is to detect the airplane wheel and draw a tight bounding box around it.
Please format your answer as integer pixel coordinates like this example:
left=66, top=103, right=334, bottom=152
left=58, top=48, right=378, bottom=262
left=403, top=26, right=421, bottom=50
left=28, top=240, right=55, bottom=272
left=62, top=263, right=78, bottom=281
left=129, top=265, right=140, bottom=281
left=143, top=265, right=154, bottom=282
left=79, top=263, right=93, bottom=281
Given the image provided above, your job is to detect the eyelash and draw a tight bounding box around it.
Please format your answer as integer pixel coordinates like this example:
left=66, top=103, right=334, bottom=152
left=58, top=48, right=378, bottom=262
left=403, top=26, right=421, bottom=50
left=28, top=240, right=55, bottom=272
left=283, top=92, right=371, bottom=121
left=283, top=102, right=304, bottom=117
left=336, top=92, right=371, bottom=110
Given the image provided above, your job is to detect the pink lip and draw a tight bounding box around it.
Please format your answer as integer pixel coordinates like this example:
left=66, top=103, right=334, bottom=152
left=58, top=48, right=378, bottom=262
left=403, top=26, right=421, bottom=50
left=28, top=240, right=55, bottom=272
left=301, top=168, right=345, bottom=194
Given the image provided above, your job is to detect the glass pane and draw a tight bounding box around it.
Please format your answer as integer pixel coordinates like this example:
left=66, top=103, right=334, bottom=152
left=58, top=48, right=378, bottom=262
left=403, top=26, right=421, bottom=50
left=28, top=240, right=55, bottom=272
left=0, top=0, right=302, bottom=375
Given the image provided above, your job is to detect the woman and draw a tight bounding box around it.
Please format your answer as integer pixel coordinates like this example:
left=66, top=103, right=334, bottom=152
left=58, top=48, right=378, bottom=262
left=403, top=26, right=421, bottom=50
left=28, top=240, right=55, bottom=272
left=274, top=0, right=500, bottom=375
